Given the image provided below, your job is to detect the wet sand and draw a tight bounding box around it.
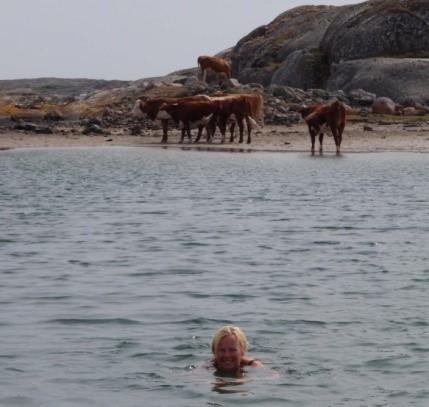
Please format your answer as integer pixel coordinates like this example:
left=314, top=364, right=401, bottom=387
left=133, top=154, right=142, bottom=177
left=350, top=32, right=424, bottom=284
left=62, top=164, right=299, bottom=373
left=1, top=120, right=429, bottom=153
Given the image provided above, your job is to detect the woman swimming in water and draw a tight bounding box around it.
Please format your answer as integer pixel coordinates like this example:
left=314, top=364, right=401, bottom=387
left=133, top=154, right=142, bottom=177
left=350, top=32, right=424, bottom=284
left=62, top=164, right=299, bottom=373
left=211, top=325, right=263, bottom=376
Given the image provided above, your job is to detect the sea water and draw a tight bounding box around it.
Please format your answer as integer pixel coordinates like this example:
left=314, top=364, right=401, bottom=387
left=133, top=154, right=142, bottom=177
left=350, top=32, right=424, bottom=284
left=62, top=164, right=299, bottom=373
left=1, top=148, right=428, bottom=406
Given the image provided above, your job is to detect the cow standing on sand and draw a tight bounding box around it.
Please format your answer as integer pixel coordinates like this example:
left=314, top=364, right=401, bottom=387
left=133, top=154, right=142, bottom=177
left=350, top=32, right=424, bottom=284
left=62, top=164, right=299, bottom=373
left=131, top=92, right=264, bottom=145
left=157, top=100, right=217, bottom=143
left=131, top=95, right=210, bottom=143
left=203, top=93, right=263, bottom=144
left=197, top=55, right=231, bottom=83
left=301, top=100, right=346, bottom=155
left=228, top=93, right=264, bottom=143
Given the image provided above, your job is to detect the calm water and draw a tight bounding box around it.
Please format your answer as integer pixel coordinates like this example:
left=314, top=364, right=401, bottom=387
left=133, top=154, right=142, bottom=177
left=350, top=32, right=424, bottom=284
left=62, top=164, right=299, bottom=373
left=1, top=147, right=428, bottom=407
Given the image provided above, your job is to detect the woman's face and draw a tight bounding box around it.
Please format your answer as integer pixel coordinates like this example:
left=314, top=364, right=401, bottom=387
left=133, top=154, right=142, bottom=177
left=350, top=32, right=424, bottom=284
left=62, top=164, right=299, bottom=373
left=214, top=334, right=244, bottom=372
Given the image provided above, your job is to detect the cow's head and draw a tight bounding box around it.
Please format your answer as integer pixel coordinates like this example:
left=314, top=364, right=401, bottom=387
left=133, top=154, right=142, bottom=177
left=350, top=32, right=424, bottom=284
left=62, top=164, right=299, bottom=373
left=131, top=100, right=144, bottom=117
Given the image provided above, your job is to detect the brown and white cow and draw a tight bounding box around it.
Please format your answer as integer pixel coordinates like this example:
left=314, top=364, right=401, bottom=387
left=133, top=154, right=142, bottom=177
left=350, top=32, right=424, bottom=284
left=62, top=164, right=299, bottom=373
left=197, top=55, right=231, bottom=83
left=206, top=95, right=253, bottom=144
left=157, top=100, right=218, bottom=143
left=302, top=100, right=346, bottom=154
left=202, top=92, right=263, bottom=144
left=131, top=95, right=210, bottom=143
left=229, top=93, right=264, bottom=143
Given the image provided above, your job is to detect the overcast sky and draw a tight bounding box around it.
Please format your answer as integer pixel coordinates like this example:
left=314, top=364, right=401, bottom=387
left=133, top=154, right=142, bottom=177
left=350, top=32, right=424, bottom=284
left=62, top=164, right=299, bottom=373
left=1, top=0, right=361, bottom=81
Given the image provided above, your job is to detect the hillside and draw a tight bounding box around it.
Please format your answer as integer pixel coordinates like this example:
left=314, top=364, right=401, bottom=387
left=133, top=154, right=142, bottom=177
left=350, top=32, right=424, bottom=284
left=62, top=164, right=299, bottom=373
left=0, top=0, right=428, bottom=136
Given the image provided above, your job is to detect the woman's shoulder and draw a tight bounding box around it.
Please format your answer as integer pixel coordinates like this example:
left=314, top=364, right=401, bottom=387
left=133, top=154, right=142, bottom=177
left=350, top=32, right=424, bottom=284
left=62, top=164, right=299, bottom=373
left=241, top=356, right=263, bottom=367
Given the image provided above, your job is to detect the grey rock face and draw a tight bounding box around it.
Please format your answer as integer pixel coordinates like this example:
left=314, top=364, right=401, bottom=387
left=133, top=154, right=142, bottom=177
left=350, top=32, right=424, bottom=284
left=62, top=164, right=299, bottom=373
left=232, top=6, right=338, bottom=86
left=321, top=0, right=429, bottom=63
left=347, top=89, right=377, bottom=106
left=237, top=68, right=274, bottom=87
left=271, top=48, right=329, bottom=90
left=230, top=0, right=429, bottom=103
left=327, top=58, right=429, bottom=104
left=268, top=85, right=308, bottom=103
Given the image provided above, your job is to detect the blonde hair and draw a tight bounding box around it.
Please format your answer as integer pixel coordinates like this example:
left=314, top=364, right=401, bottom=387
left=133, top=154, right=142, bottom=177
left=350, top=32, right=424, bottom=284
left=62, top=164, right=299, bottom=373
left=211, top=325, right=248, bottom=354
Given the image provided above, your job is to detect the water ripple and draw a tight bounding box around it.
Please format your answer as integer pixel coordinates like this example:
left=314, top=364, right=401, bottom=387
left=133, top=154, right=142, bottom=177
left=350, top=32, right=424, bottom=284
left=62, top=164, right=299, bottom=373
left=46, top=318, right=141, bottom=325
left=1, top=149, right=428, bottom=406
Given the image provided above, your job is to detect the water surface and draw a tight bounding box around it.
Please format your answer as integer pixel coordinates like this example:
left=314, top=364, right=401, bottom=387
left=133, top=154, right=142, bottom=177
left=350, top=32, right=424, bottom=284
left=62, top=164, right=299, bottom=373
left=1, top=148, right=428, bottom=406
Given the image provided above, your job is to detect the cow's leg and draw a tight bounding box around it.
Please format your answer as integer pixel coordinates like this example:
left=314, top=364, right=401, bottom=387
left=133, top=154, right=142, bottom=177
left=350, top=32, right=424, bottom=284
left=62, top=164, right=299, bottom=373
left=245, top=116, right=252, bottom=144
left=186, top=123, right=192, bottom=143
left=194, top=125, right=204, bottom=143
left=338, top=122, right=345, bottom=153
left=229, top=121, right=235, bottom=143
left=202, top=69, right=207, bottom=83
left=210, top=118, right=218, bottom=143
left=206, top=115, right=217, bottom=143
left=205, top=124, right=212, bottom=143
left=335, top=136, right=341, bottom=154
left=319, top=132, right=324, bottom=153
left=219, top=119, right=227, bottom=144
left=238, top=119, right=245, bottom=143
left=331, top=126, right=340, bottom=154
left=338, top=130, right=342, bottom=154
left=205, top=124, right=213, bottom=143
left=161, top=120, right=168, bottom=143
left=179, top=127, right=186, bottom=143
left=310, top=128, right=316, bottom=154
left=209, top=126, right=215, bottom=143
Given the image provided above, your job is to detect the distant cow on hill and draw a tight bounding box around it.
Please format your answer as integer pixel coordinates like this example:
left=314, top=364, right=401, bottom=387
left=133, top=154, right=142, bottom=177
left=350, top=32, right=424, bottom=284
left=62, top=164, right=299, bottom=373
left=301, top=100, right=346, bottom=154
left=197, top=55, right=231, bottom=83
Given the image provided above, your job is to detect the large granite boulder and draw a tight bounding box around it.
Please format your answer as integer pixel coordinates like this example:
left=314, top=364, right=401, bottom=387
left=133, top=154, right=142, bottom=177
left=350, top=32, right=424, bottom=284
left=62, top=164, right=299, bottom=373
left=230, top=0, right=429, bottom=102
left=320, top=0, right=429, bottom=63
left=271, top=48, right=329, bottom=89
left=232, top=6, right=339, bottom=87
left=372, top=96, right=397, bottom=115
left=327, top=58, right=429, bottom=104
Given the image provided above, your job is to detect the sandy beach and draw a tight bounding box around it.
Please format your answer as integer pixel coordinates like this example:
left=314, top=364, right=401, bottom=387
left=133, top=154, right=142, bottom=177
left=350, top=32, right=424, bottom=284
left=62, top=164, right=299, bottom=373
left=1, top=118, right=429, bottom=153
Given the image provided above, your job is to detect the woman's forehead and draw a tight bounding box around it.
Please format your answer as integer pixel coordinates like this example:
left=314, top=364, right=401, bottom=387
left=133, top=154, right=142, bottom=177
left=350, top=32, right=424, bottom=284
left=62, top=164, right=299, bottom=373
left=219, top=334, right=238, bottom=346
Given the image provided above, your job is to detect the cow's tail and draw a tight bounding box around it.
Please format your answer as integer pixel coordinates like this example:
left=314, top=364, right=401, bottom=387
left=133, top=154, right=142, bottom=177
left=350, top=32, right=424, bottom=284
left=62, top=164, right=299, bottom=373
left=247, top=116, right=258, bottom=129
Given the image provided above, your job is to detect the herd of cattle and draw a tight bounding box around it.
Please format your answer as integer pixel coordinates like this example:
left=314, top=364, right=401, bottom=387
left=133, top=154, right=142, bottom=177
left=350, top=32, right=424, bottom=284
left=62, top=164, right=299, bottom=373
left=131, top=55, right=347, bottom=154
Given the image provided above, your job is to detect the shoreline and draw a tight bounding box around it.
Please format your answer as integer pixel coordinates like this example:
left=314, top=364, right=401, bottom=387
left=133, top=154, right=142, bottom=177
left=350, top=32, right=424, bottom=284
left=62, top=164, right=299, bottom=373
left=1, top=121, right=429, bottom=153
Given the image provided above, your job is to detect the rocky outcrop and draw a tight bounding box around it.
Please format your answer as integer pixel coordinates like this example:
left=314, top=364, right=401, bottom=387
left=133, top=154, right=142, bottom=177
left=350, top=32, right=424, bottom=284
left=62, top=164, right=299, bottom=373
left=372, top=97, right=397, bottom=115
left=326, top=58, right=429, bottom=105
left=230, top=0, right=429, bottom=103
left=232, top=6, right=339, bottom=87
left=320, top=0, right=429, bottom=63
left=0, top=78, right=129, bottom=98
